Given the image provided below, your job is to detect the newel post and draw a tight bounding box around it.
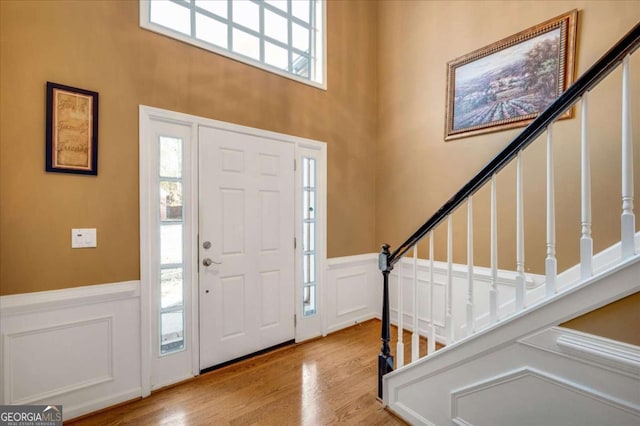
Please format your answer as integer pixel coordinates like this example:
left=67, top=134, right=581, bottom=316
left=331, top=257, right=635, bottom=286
left=378, top=243, right=394, bottom=399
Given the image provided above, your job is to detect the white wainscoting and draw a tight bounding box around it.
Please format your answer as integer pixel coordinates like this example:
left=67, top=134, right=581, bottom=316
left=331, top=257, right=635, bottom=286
left=323, top=253, right=547, bottom=343
left=3, top=250, right=620, bottom=421
left=325, top=254, right=380, bottom=334
left=384, top=255, right=640, bottom=426
left=450, top=365, right=640, bottom=426
left=0, top=281, right=142, bottom=421
left=448, top=328, right=640, bottom=426
left=389, top=258, right=544, bottom=345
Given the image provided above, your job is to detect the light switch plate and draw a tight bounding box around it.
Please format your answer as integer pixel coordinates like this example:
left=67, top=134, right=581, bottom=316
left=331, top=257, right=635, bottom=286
left=72, top=228, right=97, bottom=248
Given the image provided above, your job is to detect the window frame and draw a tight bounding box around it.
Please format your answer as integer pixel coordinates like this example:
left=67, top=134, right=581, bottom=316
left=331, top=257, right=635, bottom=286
left=139, top=0, right=327, bottom=90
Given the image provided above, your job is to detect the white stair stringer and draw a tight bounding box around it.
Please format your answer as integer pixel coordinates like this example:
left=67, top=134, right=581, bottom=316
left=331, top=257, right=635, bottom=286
left=383, top=253, right=640, bottom=426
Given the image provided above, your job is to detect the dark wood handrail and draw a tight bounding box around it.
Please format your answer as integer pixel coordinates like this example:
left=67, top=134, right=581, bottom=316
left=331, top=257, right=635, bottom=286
left=386, top=22, right=640, bottom=268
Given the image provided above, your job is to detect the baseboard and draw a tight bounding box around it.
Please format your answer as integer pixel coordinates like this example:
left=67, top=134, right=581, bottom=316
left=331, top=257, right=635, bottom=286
left=326, top=312, right=378, bottom=334
left=62, top=387, right=142, bottom=421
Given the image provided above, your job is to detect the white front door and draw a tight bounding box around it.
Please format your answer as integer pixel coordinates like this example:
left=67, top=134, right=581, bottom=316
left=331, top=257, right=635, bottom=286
left=198, top=126, right=295, bottom=370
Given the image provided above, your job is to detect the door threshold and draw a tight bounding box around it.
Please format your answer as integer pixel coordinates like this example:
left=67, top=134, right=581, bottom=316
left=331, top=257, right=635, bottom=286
left=200, top=339, right=295, bottom=374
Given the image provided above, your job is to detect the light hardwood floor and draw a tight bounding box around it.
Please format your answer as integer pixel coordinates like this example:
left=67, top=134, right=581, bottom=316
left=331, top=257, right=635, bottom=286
left=67, top=320, right=437, bottom=425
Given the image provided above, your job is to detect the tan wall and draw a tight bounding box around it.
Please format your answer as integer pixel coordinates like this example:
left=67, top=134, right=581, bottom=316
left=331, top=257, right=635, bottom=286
left=376, top=1, right=640, bottom=275
left=562, top=292, right=640, bottom=346
left=0, top=0, right=378, bottom=295
left=1, top=0, right=638, bottom=314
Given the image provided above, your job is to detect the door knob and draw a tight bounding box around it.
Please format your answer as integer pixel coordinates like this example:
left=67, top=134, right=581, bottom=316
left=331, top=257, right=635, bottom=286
left=202, top=257, right=221, bottom=267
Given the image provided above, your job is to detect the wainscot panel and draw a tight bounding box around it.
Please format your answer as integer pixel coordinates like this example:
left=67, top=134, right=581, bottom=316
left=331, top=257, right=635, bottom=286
left=326, top=254, right=380, bottom=334
left=0, top=281, right=141, bottom=420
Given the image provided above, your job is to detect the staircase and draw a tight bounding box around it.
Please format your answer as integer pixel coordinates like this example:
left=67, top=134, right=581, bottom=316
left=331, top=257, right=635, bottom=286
left=377, top=23, right=640, bottom=425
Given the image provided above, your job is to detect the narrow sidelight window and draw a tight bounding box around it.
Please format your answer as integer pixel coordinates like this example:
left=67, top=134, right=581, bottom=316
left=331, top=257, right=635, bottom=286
left=302, top=156, right=317, bottom=316
left=158, top=136, right=186, bottom=354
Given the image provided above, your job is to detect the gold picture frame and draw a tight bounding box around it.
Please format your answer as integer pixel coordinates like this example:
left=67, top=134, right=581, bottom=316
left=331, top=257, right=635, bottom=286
left=46, top=82, right=99, bottom=175
left=445, top=10, right=578, bottom=141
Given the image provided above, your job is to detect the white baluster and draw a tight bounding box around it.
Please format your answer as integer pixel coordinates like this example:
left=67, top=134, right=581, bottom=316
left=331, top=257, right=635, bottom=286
left=428, top=231, right=436, bottom=355
left=396, top=257, right=404, bottom=368
left=466, top=197, right=474, bottom=336
left=546, top=124, right=558, bottom=297
left=515, top=151, right=526, bottom=310
left=489, top=175, right=498, bottom=323
left=446, top=215, right=455, bottom=343
left=411, top=246, right=419, bottom=362
left=581, top=92, right=593, bottom=279
left=621, top=54, right=635, bottom=259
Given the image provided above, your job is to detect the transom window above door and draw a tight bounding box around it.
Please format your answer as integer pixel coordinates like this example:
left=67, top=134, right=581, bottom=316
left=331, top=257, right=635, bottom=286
left=140, top=0, right=326, bottom=88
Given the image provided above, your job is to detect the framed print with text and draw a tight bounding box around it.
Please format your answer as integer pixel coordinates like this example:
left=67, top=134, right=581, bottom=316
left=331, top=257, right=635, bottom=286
left=46, top=81, right=99, bottom=175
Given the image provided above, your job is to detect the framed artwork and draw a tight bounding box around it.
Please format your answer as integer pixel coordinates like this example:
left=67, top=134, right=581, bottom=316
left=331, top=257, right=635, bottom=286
left=445, top=10, right=578, bottom=141
left=46, top=82, right=99, bottom=175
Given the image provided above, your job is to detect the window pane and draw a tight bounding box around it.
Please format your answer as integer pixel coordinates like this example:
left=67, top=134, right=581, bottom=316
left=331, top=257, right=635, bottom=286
left=309, top=157, right=316, bottom=187
left=161, top=311, right=184, bottom=354
left=161, top=223, right=183, bottom=264
left=291, top=0, right=310, bottom=23
left=195, top=0, right=227, bottom=18
left=292, top=23, right=309, bottom=51
left=303, top=285, right=311, bottom=303
left=292, top=54, right=309, bottom=78
left=302, top=157, right=309, bottom=187
left=161, top=268, right=183, bottom=309
left=160, top=181, right=183, bottom=221
left=232, top=28, right=260, bottom=60
left=303, top=285, right=316, bottom=316
left=150, top=0, right=191, bottom=35
left=159, top=137, right=182, bottom=178
left=303, top=222, right=309, bottom=251
left=265, top=42, right=288, bottom=70
left=265, top=0, right=287, bottom=12
left=196, top=12, right=228, bottom=49
left=303, top=253, right=309, bottom=283
left=264, top=9, right=288, bottom=44
left=309, top=253, right=316, bottom=282
left=232, top=0, right=259, bottom=32
left=308, top=221, right=315, bottom=251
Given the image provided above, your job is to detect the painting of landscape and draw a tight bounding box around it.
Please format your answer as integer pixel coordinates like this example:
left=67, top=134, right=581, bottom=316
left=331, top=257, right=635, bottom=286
left=444, top=11, right=577, bottom=140
left=453, top=29, right=561, bottom=132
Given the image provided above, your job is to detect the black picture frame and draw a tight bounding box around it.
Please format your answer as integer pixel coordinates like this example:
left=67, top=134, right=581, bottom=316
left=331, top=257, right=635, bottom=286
left=46, top=81, right=99, bottom=175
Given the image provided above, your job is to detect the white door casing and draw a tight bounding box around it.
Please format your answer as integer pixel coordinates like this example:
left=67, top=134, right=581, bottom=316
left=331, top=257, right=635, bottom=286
left=198, top=126, right=295, bottom=370
left=140, top=106, right=326, bottom=393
